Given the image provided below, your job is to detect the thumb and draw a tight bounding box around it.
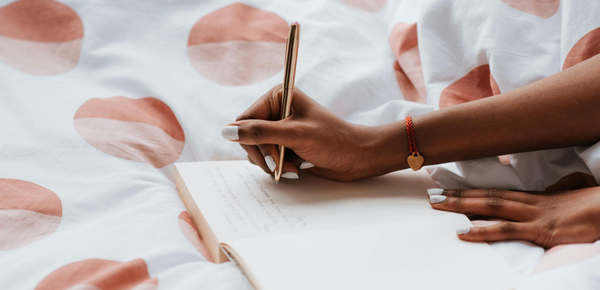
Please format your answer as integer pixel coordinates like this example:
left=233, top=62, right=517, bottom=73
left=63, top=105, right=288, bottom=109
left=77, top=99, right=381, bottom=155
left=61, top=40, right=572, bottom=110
left=221, top=119, right=299, bottom=147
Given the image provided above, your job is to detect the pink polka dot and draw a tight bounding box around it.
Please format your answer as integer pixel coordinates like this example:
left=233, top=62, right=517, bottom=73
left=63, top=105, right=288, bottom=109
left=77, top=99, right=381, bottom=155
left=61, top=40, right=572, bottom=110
left=74, top=97, right=185, bottom=168
left=178, top=211, right=212, bottom=262
left=35, top=259, right=158, bottom=290
left=339, top=0, right=387, bottom=12
left=563, top=27, right=600, bottom=70
left=188, top=3, right=289, bottom=86
left=0, top=178, right=62, bottom=250
left=498, top=155, right=511, bottom=165
left=389, top=22, right=427, bottom=104
left=439, top=64, right=499, bottom=109
left=0, top=0, right=83, bottom=75
left=500, top=0, right=559, bottom=19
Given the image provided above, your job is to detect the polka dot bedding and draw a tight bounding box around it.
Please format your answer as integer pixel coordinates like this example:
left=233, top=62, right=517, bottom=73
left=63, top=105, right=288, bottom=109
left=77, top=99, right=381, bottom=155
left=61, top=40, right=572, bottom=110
left=1, top=0, right=599, bottom=289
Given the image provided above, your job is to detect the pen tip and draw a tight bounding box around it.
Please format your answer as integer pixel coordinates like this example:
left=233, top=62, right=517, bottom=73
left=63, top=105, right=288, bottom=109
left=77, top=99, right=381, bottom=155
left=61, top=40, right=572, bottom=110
left=275, top=180, right=279, bottom=185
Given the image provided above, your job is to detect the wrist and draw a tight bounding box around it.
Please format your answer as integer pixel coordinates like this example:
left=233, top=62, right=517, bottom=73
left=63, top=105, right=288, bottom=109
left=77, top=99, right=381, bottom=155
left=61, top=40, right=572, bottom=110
left=354, top=122, right=409, bottom=175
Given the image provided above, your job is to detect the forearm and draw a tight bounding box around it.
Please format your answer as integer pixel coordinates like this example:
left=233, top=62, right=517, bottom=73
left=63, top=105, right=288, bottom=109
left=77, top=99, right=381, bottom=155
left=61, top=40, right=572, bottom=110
left=372, top=54, right=600, bottom=170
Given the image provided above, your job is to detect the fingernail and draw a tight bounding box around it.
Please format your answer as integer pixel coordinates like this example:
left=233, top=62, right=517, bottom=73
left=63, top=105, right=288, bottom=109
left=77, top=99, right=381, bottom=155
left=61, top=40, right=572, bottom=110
left=265, top=156, right=276, bottom=172
left=456, top=227, right=470, bottom=235
left=430, top=195, right=446, bottom=204
left=427, top=188, right=444, bottom=195
left=299, top=161, right=315, bottom=169
left=221, top=126, right=239, bottom=140
left=281, top=172, right=299, bottom=179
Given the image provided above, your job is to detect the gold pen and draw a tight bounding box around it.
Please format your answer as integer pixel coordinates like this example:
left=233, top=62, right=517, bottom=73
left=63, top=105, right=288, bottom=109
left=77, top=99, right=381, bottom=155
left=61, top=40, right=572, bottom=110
left=274, top=22, right=300, bottom=184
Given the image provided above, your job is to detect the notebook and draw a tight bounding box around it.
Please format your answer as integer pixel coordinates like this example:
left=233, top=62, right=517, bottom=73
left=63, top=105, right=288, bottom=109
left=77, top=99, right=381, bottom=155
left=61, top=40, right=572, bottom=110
left=175, top=161, right=522, bottom=290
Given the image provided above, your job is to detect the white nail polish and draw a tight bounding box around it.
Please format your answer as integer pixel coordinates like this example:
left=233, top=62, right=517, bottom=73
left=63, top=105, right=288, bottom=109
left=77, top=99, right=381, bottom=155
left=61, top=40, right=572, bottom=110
left=265, top=156, right=276, bottom=172
left=456, top=227, right=470, bottom=235
left=221, top=126, right=239, bottom=140
left=299, top=161, right=315, bottom=169
left=281, top=172, right=299, bottom=179
left=430, top=195, right=446, bottom=204
left=427, top=188, right=444, bottom=195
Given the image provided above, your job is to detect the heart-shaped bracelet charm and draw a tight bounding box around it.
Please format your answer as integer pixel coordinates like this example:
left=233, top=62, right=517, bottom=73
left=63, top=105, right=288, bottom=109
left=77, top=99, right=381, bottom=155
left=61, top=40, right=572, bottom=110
left=407, top=152, right=424, bottom=171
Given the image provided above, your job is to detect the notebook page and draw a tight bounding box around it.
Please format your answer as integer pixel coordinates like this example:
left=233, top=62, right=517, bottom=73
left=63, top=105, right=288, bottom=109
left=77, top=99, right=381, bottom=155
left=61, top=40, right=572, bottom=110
left=175, top=161, right=442, bottom=243
left=225, top=213, right=522, bottom=290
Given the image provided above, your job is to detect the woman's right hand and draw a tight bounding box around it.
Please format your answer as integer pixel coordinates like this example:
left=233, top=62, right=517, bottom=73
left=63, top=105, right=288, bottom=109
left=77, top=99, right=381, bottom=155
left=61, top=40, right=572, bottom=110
left=221, top=84, right=408, bottom=182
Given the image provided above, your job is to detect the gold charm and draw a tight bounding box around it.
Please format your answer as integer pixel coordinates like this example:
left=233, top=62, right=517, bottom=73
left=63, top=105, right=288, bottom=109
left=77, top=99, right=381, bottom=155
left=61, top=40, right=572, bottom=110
left=407, top=152, right=424, bottom=171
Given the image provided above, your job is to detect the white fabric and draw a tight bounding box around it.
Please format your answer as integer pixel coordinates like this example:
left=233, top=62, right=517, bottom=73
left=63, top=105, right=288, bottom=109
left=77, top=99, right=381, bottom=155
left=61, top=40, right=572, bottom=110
left=1, top=0, right=599, bottom=289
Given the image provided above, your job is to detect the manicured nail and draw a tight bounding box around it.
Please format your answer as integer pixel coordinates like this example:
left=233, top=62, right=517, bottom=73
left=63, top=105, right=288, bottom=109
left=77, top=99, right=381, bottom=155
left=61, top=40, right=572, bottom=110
left=299, top=161, right=315, bottom=169
left=281, top=172, right=299, bottom=179
left=456, top=227, right=470, bottom=235
left=221, top=126, right=239, bottom=140
left=427, top=188, right=444, bottom=195
left=430, top=195, right=446, bottom=204
left=265, top=156, right=276, bottom=172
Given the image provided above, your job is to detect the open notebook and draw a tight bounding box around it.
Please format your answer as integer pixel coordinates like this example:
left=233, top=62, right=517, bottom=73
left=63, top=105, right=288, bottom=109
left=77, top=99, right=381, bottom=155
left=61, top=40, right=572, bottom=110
left=175, top=161, right=522, bottom=290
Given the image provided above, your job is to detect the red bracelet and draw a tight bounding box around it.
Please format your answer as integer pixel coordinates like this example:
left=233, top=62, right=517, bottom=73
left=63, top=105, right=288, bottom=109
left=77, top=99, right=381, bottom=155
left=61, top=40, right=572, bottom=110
left=405, top=116, right=424, bottom=171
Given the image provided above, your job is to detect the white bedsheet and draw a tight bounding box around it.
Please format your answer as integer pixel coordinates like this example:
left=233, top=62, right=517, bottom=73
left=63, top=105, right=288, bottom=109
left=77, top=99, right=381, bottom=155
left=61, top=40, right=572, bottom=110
left=1, top=0, right=599, bottom=289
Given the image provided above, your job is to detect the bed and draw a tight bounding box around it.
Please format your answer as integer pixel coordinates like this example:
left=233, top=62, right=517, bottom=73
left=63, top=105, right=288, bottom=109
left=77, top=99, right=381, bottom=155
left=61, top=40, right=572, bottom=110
left=1, top=0, right=600, bottom=289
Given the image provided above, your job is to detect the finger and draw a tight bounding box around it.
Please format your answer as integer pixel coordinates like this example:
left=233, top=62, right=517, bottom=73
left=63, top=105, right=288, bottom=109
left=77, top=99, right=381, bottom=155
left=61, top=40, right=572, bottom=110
left=236, top=85, right=283, bottom=122
left=227, top=119, right=302, bottom=147
left=430, top=188, right=539, bottom=204
left=429, top=196, right=537, bottom=221
left=236, top=84, right=317, bottom=122
left=271, top=148, right=300, bottom=179
left=255, top=145, right=299, bottom=179
left=257, top=144, right=279, bottom=173
left=279, top=160, right=300, bottom=180
left=247, top=155, right=256, bottom=165
left=240, top=144, right=271, bottom=174
left=456, top=222, right=536, bottom=243
left=283, top=150, right=314, bottom=169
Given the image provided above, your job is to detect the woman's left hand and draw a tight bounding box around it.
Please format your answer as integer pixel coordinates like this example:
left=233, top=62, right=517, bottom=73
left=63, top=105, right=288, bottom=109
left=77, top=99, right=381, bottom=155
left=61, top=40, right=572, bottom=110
left=428, top=187, right=600, bottom=248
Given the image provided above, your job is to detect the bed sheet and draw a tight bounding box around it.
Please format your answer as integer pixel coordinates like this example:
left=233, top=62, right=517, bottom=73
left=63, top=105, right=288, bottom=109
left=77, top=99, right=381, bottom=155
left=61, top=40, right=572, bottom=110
left=1, top=0, right=599, bottom=289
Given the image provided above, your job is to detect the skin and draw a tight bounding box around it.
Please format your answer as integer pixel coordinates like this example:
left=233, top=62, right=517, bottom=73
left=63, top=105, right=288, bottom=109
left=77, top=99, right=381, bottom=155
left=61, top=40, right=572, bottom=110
left=431, top=188, right=600, bottom=248
left=226, top=54, right=600, bottom=248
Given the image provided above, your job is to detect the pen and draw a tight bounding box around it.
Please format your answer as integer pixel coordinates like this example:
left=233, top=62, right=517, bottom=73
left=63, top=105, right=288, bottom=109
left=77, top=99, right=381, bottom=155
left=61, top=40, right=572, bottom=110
left=274, top=22, right=300, bottom=184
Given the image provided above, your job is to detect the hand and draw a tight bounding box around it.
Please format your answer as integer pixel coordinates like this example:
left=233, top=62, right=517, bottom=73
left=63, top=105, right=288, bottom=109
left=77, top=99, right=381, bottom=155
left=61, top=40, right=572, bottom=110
left=427, top=187, right=600, bottom=248
left=222, top=84, right=408, bottom=182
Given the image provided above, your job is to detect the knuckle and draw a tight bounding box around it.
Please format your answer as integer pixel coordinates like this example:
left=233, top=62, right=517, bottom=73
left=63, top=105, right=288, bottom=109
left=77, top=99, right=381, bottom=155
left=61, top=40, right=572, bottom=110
left=487, top=188, right=506, bottom=198
left=500, top=223, right=516, bottom=235
left=256, top=144, right=269, bottom=155
left=447, top=189, right=464, bottom=197
left=486, top=196, right=504, bottom=208
left=248, top=123, right=264, bottom=142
